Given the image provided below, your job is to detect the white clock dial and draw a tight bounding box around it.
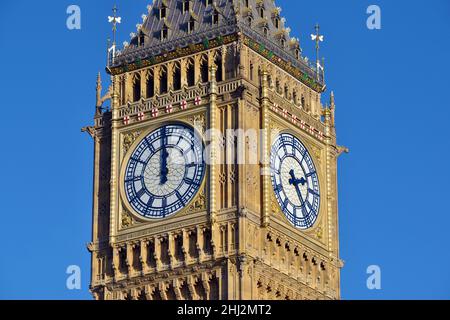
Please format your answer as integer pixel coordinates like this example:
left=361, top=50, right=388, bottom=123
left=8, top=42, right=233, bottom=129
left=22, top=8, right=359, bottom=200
left=270, top=133, right=320, bottom=229
left=124, top=124, right=205, bottom=219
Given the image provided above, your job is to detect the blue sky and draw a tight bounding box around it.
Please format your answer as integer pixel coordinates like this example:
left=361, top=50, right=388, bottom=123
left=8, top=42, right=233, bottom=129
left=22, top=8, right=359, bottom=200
left=0, top=0, right=449, bottom=300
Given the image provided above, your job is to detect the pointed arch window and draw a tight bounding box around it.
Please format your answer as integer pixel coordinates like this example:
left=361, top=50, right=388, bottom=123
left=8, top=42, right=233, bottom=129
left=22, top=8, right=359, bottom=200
left=293, top=90, right=298, bottom=105
left=259, top=8, right=264, bottom=18
left=183, top=0, right=190, bottom=13
left=160, top=5, right=167, bottom=19
left=188, top=17, right=196, bottom=33
left=244, top=0, right=249, bottom=8
left=212, top=9, right=219, bottom=25
left=173, top=63, right=181, bottom=91
left=214, top=53, right=223, bottom=82
left=161, top=25, right=169, bottom=41
left=138, top=31, right=145, bottom=47
left=275, top=17, right=280, bottom=29
left=263, top=26, right=269, bottom=37
left=133, top=74, right=141, bottom=102
left=247, top=16, right=252, bottom=26
left=160, top=66, right=168, bottom=94
left=146, top=71, right=155, bottom=98
left=187, top=59, right=195, bottom=86
left=200, top=56, right=209, bottom=83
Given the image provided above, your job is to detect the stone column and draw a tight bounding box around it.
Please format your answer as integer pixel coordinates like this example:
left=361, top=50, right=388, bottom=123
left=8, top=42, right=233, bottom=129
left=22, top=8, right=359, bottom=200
left=182, top=229, right=189, bottom=265
left=196, top=226, right=204, bottom=263
left=126, top=242, right=134, bottom=276
left=154, top=236, right=162, bottom=271
left=260, top=67, right=270, bottom=227
left=140, top=239, right=148, bottom=275
left=112, top=245, right=120, bottom=279
left=168, top=233, right=175, bottom=269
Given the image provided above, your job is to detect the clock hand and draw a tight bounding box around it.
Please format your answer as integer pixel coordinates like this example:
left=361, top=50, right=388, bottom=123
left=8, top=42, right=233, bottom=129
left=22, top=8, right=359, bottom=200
left=288, top=169, right=307, bottom=186
left=288, top=169, right=306, bottom=206
left=160, top=132, right=169, bottom=184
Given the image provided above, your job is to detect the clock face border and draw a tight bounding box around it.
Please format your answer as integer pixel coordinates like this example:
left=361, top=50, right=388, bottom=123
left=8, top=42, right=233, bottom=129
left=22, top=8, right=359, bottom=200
left=269, top=129, right=323, bottom=231
left=119, top=120, right=207, bottom=223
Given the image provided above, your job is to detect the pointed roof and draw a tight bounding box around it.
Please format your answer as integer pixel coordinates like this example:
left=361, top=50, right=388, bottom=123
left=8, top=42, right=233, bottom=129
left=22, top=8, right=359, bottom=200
left=110, top=0, right=323, bottom=89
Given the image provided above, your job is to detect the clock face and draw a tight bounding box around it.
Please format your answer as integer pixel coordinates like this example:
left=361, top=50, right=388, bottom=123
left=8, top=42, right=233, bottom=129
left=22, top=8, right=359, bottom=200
left=124, top=124, right=205, bottom=219
left=270, top=133, right=320, bottom=230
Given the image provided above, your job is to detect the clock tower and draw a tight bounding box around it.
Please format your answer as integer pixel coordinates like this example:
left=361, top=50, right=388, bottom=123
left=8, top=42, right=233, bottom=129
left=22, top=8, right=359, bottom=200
left=85, top=0, right=345, bottom=300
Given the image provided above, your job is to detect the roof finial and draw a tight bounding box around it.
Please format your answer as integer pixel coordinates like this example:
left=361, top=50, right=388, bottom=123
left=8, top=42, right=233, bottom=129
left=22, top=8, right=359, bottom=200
left=108, top=5, right=122, bottom=46
left=96, top=72, right=103, bottom=115
left=311, top=23, right=324, bottom=81
left=107, top=5, right=121, bottom=66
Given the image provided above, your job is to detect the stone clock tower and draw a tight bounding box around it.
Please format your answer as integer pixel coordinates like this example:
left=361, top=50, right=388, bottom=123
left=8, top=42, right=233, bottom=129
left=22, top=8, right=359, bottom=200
left=85, top=0, right=345, bottom=300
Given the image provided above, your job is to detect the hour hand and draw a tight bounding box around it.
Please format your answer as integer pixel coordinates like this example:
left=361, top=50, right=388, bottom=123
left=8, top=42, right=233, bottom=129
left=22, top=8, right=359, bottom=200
left=289, top=169, right=307, bottom=186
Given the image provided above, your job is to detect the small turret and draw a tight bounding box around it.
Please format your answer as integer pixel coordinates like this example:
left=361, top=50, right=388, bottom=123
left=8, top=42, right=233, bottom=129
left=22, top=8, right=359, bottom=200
left=96, top=72, right=102, bottom=115
left=330, top=91, right=335, bottom=128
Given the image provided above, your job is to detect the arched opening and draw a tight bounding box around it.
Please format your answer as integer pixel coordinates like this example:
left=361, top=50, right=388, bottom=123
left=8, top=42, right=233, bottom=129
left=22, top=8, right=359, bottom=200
left=146, top=71, right=154, bottom=98
left=133, top=74, right=141, bottom=102
left=172, top=63, right=181, bottom=91
left=161, top=26, right=168, bottom=41
left=186, top=59, right=195, bottom=86
left=120, top=76, right=126, bottom=105
left=138, top=32, right=145, bottom=47
left=214, top=53, right=223, bottom=82
left=188, top=17, right=195, bottom=33
left=160, top=66, right=168, bottom=94
left=183, top=0, right=190, bottom=13
left=160, top=5, right=167, bottom=19
left=200, top=56, right=209, bottom=83
left=212, top=9, right=219, bottom=25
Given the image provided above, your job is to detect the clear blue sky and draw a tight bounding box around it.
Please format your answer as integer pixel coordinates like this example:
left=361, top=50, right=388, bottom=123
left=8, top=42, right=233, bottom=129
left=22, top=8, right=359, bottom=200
left=0, top=0, right=449, bottom=300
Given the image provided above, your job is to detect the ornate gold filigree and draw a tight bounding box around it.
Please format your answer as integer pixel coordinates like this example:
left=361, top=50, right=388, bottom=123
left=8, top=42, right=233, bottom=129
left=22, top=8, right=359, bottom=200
left=123, top=131, right=141, bottom=154
left=121, top=210, right=134, bottom=229
left=316, top=227, right=323, bottom=240
left=188, top=190, right=206, bottom=213
left=188, top=114, right=206, bottom=135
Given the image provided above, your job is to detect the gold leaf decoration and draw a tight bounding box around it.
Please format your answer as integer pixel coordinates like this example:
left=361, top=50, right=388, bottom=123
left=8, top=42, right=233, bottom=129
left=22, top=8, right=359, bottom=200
left=123, top=131, right=141, bottom=154
left=188, top=190, right=206, bottom=213
left=121, top=210, right=134, bottom=229
left=188, top=114, right=206, bottom=135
